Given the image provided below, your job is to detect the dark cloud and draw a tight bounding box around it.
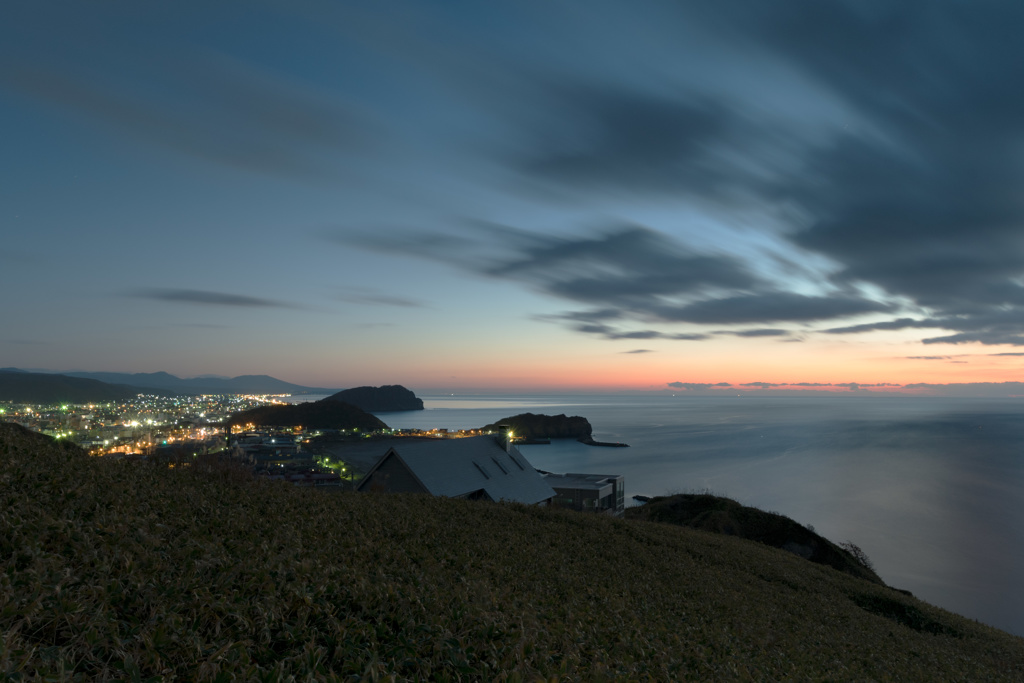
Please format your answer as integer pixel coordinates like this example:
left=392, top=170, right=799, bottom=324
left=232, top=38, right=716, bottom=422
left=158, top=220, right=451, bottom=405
left=650, top=293, right=888, bottom=324
left=903, top=382, right=1024, bottom=397
left=923, top=331, right=1024, bottom=346
left=823, top=318, right=939, bottom=334
left=481, top=224, right=756, bottom=305
left=485, top=4, right=1024, bottom=348
left=312, top=4, right=1024, bottom=348
left=337, top=222, right=887, bottom=337
left=724, top=329, right=790, bottom=338
left=621, top=349, right=653, bottom=354
left=741, top=3, right=1024, bottom=347
left=133, top=289, right=291, bottom=308
left=907, top=356, right=951, bottom=361
left=0, top=45, right=366, bottom=177
left=569, top=322, right=709, bottom=342
left=336, top=289, right=425, bottom=308
left=834, top=382, right=900, bottom=391
left=990, top=353, right=1024, bottom=357
left=665, top=379, right=1024, bottom=396
left=518, top=86, right=768, bottom=200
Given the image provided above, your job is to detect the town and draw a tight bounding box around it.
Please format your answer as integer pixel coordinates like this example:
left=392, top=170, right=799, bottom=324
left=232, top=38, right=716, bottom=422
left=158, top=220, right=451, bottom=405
left=1, top=393, right=626, bottom=516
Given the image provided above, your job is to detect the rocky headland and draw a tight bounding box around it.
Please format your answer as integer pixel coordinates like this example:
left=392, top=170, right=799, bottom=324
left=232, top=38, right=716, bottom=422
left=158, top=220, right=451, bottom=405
left=325, top=385, right=424, bottom=412
left=480, top=412, right=629, bottom=446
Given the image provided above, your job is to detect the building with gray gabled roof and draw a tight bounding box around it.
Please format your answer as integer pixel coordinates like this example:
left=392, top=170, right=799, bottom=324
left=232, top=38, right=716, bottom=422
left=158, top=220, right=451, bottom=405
left=355, top=435, right=554, bottom=504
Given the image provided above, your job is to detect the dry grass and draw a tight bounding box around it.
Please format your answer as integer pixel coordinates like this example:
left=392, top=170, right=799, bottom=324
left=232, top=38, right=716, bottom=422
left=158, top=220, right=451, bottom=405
left=3, top=422, right=1023, bottom=681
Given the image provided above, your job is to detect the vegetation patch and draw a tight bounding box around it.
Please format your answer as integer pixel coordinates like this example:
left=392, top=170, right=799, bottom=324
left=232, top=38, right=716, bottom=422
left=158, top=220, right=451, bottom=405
left=849, top=591, right=964, bottom=637
left=626, top=492, right=885, bottom=584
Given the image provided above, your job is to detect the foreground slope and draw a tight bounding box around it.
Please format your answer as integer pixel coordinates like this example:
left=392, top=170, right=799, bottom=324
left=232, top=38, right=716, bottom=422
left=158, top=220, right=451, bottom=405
left=2, top=423, right=1023, bottom=680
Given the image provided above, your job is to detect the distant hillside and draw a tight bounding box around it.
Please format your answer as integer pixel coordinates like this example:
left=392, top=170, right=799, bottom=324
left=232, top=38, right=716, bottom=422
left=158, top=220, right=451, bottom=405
left=60, top=371, right=338, bottom=395
left=227, top=399, right=388, bottom=431
left=3, top=423, right=1023, bottom=680
left=326, top=385, right=423, bottom=412
left=481, top=412, right=593, bottom=439
left=626, top=493, right=885, bottom=585
left=0, top=370, right=146, bottom=403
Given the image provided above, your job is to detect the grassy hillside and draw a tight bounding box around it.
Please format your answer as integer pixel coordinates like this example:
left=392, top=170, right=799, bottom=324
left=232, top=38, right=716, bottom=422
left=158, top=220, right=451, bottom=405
left=3, top=422, right=1023, bottom=680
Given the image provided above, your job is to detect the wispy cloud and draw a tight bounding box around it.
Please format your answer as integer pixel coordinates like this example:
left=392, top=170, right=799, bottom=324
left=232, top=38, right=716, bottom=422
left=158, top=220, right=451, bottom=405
left=335, top=288, right=426, bottom=308
left=664, top=380, right=1020, bottom=396
left=668, top=382, right=723, bottom=391
left=721, top=329, right=790, bottom=338
left=132, top=288, right=293, bottom=308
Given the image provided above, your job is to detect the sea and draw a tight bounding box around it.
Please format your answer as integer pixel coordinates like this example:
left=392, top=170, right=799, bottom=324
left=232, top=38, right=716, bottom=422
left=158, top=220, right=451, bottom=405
left=287, top=392, right=1024, bottom=637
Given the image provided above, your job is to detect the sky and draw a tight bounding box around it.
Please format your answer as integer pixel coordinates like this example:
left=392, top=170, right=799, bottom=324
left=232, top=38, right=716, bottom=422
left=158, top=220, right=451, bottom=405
left=4, top=1, right=1024, bottom=394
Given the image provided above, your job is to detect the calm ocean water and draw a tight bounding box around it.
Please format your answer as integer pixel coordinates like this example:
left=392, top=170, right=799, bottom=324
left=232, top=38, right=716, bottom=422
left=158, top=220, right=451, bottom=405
left=291, top=393, right=1024, bottom=637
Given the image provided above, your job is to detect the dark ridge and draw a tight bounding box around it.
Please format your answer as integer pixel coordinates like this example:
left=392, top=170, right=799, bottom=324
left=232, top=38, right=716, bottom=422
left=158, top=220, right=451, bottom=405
left=0, top=421, right=87, bottom=455
left=0, top=370, right=148, bottom=403
left=625, top=493, right=886, bottom=585
left=325, top=385, right=423, bottom=412
left=61, top=371, right=338, bottom=395
left=227, top=400, right=388, bottom=431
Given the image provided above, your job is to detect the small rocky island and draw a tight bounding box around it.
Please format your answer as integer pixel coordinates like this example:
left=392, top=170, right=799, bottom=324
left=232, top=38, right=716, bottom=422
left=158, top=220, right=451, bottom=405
left=480, top=413, right=629, bottom=447
left=325, top=385, right=424, bottom=412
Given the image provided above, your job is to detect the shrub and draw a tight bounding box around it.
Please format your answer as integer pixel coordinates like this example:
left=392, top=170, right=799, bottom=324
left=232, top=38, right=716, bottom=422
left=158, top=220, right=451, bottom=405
left=840, top=540, right=875, bottom=572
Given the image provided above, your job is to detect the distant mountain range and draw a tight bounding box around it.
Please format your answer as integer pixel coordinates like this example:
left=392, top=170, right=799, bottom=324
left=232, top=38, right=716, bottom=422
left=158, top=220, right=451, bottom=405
left=44, top=371, right=339, bottom=396
left=0, top=370, right=149, bottom=404
left=0, top=369, right=429, bottom=409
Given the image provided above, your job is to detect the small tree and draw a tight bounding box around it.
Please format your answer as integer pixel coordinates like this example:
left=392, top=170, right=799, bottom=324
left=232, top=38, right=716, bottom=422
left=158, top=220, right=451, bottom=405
left=839, top=541, right=875, bottom=572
